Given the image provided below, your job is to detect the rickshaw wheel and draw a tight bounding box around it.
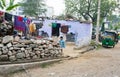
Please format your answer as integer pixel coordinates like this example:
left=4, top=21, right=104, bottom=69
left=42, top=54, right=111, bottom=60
left=113, top=45, right=115, bottom=48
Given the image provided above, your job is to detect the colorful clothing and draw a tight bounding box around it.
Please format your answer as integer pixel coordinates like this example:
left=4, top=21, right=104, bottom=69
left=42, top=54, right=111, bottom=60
left=29, top=23, right=36, bottom=33
left=52, top=23, right=57, bottom=28
left=59, top=40, right=65, bottom=48
left=52, top=23, right=61, bottom=36
left=14, top=16, right=26, bottom=31
left=0, top=11, right=4, bottom=16
left=23, top=17, right=28, bottom=23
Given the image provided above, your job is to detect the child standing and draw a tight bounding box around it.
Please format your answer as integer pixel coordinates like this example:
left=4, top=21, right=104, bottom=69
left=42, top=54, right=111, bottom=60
left=59, top=36, right=65, bottom=48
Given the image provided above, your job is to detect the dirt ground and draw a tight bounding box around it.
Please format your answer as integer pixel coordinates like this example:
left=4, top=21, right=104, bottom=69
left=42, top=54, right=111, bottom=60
left=2, top=42, right=120, bottom=77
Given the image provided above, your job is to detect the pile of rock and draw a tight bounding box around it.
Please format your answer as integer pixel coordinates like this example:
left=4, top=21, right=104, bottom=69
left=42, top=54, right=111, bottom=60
left=0, top=36, right=62, bottom=62
left=0, top=22, right=13, bottom=37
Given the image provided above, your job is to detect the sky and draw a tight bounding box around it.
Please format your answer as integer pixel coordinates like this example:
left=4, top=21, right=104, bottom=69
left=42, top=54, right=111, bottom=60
left=7, top=0, right=65, bottom=16
left=45, top=0, right=65, bottom=16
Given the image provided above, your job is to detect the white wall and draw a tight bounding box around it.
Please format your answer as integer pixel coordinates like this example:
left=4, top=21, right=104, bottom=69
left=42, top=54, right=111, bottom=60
left=43, top=20, right=93, bottom=48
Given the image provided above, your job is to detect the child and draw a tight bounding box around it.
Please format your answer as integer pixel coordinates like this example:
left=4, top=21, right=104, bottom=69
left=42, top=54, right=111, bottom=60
left=59, top=36, right=65, bottom=48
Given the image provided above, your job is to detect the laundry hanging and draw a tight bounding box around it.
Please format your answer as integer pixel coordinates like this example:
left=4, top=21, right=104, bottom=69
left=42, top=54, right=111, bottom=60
left=0, top=11, right=4, bottom=16
left=52, top=23, right=61, bottom=36
left=14, top=16, right=26, bottom=31
left=29, top=23, right=36, bottom=33
left=5, top=13, right=12, bottom=21
left=61, top=25, right=69, bottom=34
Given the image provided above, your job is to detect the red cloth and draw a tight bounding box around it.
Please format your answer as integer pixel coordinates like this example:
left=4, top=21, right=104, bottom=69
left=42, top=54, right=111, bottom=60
left=18, top=16, right=23, bottom=21
left=0, top=11, right=4, bottom=16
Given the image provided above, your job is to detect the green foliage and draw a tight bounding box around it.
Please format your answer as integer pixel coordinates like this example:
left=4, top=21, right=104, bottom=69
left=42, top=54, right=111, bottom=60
left=0, top=0, right=20, bottom=11
left=1, top=0, right=6, bottom=7
left=65, top=0, right=118, bottom=24
left=114, top=22, right=120, bottom=30
left=22, top=0, right=46, bottom=16
left=6, top=4, right=20, bottom=11
left=90, top=40, right=102, bottom=50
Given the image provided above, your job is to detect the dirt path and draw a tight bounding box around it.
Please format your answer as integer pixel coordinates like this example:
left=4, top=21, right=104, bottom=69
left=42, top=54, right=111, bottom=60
left=4, top=42, right=120, bottom=77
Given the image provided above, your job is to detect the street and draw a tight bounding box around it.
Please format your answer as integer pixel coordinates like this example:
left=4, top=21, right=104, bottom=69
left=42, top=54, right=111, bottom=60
left=6, top=42, right=120, bottom=77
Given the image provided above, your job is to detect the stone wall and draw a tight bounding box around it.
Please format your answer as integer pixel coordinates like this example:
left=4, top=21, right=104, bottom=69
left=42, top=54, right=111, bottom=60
left=0, top=36, right=62, bottom=62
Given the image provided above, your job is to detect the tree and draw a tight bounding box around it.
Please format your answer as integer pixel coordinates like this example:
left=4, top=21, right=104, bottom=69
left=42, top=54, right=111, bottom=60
left=0, top=0, right=20, bottom=11
left=22, top=0, right=46, bottom=17
left=56, top=14, right=75, bottom=20
left=65, top=0, right=117, bottom=24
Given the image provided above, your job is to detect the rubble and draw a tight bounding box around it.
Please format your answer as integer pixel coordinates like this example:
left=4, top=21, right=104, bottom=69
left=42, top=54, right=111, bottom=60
left=0, top=36, right=63, bottom=62
left=2, top=36, right=13, bottom=44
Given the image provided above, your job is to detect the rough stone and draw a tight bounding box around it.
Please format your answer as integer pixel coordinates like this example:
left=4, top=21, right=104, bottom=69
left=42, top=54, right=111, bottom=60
left=48, top=44, right=53, bottom=49
left=14, top=36, right=20, bottom=42
left=9, top=47, right=14, bottom=50
left=12, top=50, right=17, bottom=55
left=9, top=55, right=16, bottom=61
left=25, top=53, right=30, bottom=58
left=2, top=36, right=13, bottom=44
left=24, top=50, right=30, bottom=58
left=34, top=48, right=40, bottom=51
left=8, top=51, right=13, bottom=56
left=32, top=55, right=38, bottom=59
left=26, top=57, right=31, bottom=60
left=7, top=43, right=12, bottom=48
left=13, top=47, right=21, bottom=50
left=12, top=42, right=18, bottom=45
left=0, top=55, right=8, bottom=61
left=0, top=44, right=3, bottom=48
left=16, top=53, right=25, bottom=59
left=26, top=48, right=31, bottom=50
left=2, top=49, right=9, bottom=54
left=35, top=51, right=41, bottom=55
left=36, top=40, right=42, bottom=44
left=30, top=52, right=35, bottom=57
left=0, top=51, right=2, bottom=55
left=21, top=48, right=25, bottom=51
left=13, top=44, right=27, bottom=48
left=0, top=38, right=63, bottom=62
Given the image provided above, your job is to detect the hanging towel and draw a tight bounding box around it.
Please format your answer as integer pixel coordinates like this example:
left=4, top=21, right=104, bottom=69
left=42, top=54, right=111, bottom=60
left=52, top=23, right=61, bottom=36
left=5, top=13, right=12, bottom=21
left=14, top=16, right=26, bottom=31
left=61, top=25, right=69, bottom=34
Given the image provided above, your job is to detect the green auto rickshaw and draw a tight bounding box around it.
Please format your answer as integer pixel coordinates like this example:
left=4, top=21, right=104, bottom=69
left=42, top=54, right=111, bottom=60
left=102, top=31, right=119, bottom=48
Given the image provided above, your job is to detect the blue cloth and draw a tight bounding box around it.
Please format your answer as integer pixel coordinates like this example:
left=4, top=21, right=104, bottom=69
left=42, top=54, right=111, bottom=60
left=59, top=40, right=65, bottom=48
left=14, top=16, right=26, bottom=31
left=23, top=17, right=28, bottom=23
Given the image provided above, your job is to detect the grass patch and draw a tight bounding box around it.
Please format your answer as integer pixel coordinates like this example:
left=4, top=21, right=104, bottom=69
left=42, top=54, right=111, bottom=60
left=90, top=40, right=102, bottom=50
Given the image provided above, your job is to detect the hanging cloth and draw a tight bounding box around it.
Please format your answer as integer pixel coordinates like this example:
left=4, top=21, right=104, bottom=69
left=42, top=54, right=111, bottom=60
left=0, top=11, right=4, bottom=16
left=14, top=16, right=26, bottom=31
left=52, top=23, right=61, bottom=36
left=61, top=25, right=69, bottom=34
left=5, top=13, right=12, bottom=21
left=29, top=23, right=36, bottom=33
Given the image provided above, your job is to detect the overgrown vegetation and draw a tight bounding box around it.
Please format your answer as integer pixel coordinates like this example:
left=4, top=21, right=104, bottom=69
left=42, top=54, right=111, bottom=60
left=90, top=40, right=102, bottom=50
